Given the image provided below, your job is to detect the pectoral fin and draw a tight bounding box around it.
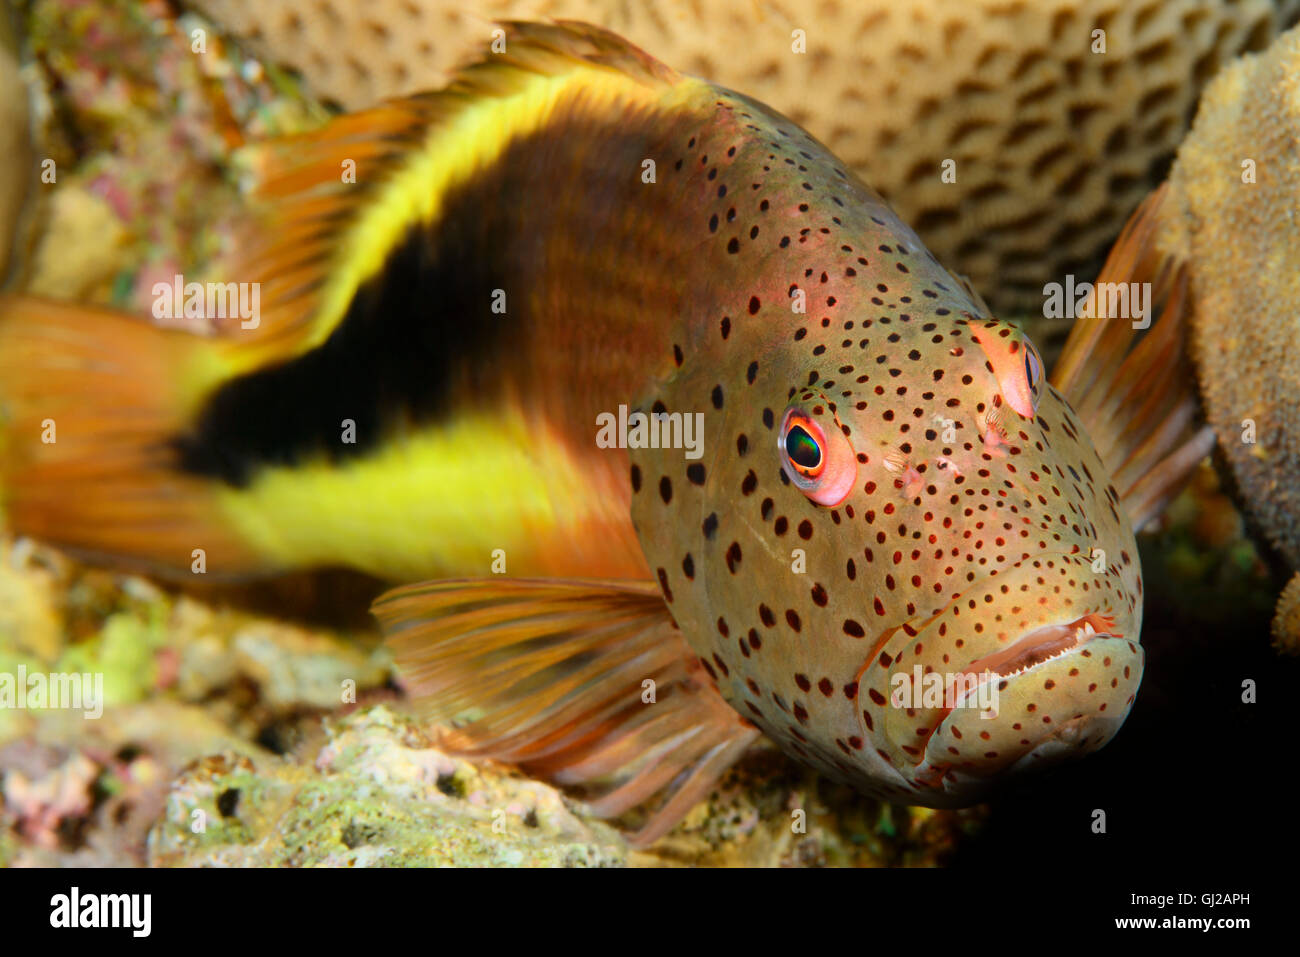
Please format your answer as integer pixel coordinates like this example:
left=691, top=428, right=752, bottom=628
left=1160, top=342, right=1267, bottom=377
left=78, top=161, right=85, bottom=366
left=372, top=576, right=760, bottom=846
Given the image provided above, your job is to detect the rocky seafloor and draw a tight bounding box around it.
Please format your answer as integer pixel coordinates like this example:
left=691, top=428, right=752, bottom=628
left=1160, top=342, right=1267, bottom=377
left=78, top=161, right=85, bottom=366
left=0, top=0, right=1290, bottom=867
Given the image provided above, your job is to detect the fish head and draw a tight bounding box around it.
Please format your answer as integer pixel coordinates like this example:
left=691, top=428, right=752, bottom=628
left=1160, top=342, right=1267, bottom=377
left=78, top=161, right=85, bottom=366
left=629, top=264, right=1143, bottom=807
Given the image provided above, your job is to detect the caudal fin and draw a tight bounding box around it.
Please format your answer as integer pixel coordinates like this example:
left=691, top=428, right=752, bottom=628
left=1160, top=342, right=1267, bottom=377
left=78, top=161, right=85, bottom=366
left=374, top=576, right=761, bottom=846
left=1050, top=186, right=1215, bottom=530
left=0, top=294, right=260, bottom=577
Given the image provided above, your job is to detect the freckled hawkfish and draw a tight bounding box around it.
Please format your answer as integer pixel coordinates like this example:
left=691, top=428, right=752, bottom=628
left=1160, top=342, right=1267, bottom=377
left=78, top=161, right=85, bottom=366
left=0, top=22, right=1208, bottom=844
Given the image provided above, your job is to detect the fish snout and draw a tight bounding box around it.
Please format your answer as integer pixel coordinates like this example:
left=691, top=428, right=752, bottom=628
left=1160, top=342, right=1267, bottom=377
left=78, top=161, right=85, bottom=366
left=919, top=631, right=1143, bottom=798
left=859, top=556, right=1143, bottom=804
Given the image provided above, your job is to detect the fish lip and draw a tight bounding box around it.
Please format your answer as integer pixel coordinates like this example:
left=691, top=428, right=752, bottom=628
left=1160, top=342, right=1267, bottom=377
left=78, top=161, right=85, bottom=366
left=960, top=611, right=1119, bottom=682
left=909, top=611, right=1120, bottom=758
left=903, top=613, right=1128, bottom=789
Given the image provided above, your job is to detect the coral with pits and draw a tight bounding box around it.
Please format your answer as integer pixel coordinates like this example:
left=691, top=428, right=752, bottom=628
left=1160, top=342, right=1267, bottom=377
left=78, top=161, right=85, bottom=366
left=183, top=0, right=1300, bottom=310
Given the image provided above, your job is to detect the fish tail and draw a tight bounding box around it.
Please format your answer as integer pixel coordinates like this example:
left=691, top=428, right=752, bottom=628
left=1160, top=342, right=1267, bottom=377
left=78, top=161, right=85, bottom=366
left=374, top=577, right=761, bottom=846
left=0, top=294, right=261, bottom=576
left=1051, top=185, right=1215, bottom=530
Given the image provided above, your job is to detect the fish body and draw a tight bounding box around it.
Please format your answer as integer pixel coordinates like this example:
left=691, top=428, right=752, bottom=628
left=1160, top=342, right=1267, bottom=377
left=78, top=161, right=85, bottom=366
left=2, top=22, right=1196, bottom=840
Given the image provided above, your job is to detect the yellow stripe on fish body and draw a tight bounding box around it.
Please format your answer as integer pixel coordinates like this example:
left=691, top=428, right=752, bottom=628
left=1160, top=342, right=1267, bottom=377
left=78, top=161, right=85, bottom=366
left=213, top=404, right=649, bottom=582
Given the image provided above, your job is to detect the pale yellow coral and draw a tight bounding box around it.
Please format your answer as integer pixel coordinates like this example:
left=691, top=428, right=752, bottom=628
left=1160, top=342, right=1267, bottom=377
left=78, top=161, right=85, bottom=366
left=1156, top=24, right=1300, bottom=642
left=1274, top=573, right=1300, bottom=652
left=183, top=0, right=1300, bottom=309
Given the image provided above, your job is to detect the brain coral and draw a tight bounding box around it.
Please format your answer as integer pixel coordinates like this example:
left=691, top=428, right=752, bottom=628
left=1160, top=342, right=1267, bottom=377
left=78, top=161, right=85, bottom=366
left=1153, top=24, right=1300, bottom=648
left=182, top=0, right=1300, bottom=310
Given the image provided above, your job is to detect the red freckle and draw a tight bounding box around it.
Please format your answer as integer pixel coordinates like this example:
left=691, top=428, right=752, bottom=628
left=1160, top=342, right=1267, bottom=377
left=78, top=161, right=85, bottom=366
left=849, top=736, right=863, bottom=749
left=874, top=597, right=886, bottom=616
left=979, top=731, right=990, bottom=740
left=862, top=710, right=874, bottom=731
left=844, top=682, right=858, bottom=699
left=868, top=689, right=887, bottom=706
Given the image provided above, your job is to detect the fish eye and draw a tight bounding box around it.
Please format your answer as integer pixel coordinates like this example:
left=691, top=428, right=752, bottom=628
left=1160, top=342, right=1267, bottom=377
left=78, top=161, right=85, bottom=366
left=779, top=404, right=857, bottom=507
left=785, top=423, right=824, bottom=474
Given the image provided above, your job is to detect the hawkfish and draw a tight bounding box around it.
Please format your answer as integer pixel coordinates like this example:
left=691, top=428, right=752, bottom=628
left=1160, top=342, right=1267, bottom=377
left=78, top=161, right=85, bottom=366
left=0, top=22, right=1207, bottom=843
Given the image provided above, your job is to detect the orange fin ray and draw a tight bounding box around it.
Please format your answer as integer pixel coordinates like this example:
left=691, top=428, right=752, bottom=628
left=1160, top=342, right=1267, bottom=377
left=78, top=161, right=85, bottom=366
left=374, top=577, right=760, bottom=847
left=1050, top=184, right=1208, bottom=528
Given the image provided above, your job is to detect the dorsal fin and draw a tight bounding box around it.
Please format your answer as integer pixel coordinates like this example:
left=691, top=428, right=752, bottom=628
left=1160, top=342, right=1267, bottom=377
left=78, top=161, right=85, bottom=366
left=1051, top=185, right=1215, bottom=530
left=217, top=20, right=686, bottom=367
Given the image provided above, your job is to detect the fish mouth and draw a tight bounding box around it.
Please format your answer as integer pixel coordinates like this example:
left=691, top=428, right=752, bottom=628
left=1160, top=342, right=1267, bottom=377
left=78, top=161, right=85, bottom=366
left=896, top=610, right=1132, bottom=798
left=961, top=611, right=1118, bottom=681
left=894, top=610, right=1121, bottom=749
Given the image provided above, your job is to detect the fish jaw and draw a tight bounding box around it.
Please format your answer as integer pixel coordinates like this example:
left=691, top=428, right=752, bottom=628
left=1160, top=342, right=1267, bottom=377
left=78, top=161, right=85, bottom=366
left=910, top=631, right=1143, bottom=804
left=861, top=555, right=1143, bottom=805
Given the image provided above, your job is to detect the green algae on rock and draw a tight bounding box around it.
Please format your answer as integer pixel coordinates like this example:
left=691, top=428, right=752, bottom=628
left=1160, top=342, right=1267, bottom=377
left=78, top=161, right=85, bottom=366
left=147, top=706, right=631, bottom=867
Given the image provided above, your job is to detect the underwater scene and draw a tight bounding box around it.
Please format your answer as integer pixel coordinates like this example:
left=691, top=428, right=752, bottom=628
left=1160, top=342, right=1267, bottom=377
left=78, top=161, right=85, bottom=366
left=0, top=0, right=1297, bottom=903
